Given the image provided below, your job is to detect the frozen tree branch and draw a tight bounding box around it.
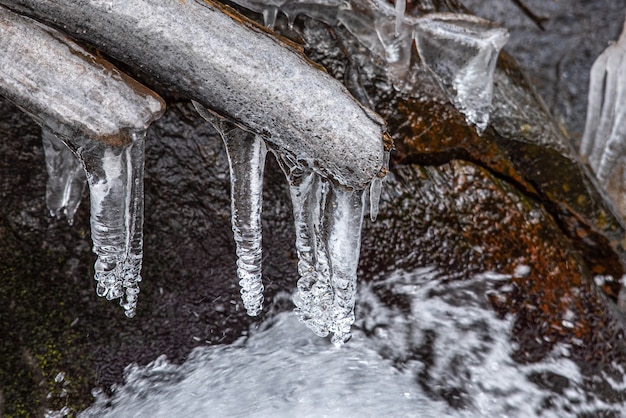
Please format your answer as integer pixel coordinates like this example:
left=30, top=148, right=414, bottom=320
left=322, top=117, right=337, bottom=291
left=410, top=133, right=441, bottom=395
left=0, top=0, right=386, bottom=189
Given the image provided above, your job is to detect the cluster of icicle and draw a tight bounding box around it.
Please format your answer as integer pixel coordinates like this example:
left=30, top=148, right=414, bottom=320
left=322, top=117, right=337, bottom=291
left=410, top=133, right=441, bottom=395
left=193, top=103, right=390, bottom=344
left=231, top=0, right=509, bottom=134
left=0, top=0, right=508, bottom=344
left=580, top=19, right=626, bottom=186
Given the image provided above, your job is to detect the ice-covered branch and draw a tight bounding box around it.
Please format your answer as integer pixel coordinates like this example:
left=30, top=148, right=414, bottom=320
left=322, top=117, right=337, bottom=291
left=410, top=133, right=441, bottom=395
left=0, top=6, right=165, bottom=317
left=0, top=0, right=386, bottom=190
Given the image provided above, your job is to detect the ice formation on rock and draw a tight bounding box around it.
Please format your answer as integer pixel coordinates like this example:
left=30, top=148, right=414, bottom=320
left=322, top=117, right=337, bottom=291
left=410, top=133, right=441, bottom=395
left=41, top=128, right=87, bottom=224
left=0, top=6, right=165, bottom=317
left=414, top=14, right=509, bottom=133
left=580, top=20, right=626, bottom=185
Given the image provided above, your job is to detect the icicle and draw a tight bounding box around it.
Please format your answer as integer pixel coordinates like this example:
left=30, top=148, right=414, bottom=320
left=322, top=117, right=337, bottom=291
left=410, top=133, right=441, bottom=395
left=580, top=20, right=626, bottom=185
left=338, top=10, right=387, bottom=60
left=193, top=102, right=267, bottom=316
left=274, top=149, right=333, bottom=337
left=369, top=149, right=390, bottom=221
left=224, top=132, right=268, bottom=316
left=414, top=14, right=509, bottom=133
left=394, top=0, right=406, bottom=37
left=280, top=3, right=339, bottom=29
left=263, top=6, right=278, bottom=29
left=74, top=132, right=146, bottom=318
left=325, top=185, right=366, bottom=346
left=0, top=6, right=164, bottom=318
left=41, top=127, right=87, bottom=224
left=375, top=16, right=413, bottom=88
left=274, top=146, right=367, bottom=345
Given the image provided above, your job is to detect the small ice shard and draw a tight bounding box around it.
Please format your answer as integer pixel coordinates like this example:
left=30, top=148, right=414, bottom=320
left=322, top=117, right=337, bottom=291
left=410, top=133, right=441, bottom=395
left=375, top=16, right=414, bottom=88
left=394, top=0, right=406, bottom=37
left=338, top=10, right=387, bottom=60
left=369, top=149, right=390, bottom=221
left=193, top=103, right=267, bottom=316
left=41, top=128, right=87, bottom=224
left=414, top=13, right=509, bottom=133
left=0, top=6, right=164, bottom=317
left=580, top=20, right=626, bottom=184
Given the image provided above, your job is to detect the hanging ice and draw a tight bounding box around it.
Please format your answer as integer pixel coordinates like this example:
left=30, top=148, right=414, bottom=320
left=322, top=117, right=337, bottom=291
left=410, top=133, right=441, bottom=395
left=193, top=103, right=268, bottom=316
left=325, top=186, right=365, bottom=345
left=274, top=148, right=367, bottom=345
left=369, top=148, right=390, bottom=221
left=375, top=16, right=414, bottom=86
left=0, top=6, right=165, bottom=317
left=580, top=19, right=626, bottom=185
left=41, top=128, right=87, bottom=224
left=414, top=14, right=509, bottom=133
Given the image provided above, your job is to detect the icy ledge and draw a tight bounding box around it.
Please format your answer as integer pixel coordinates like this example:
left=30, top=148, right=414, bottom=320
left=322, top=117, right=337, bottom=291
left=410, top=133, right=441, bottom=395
left=0, top=7, right=165, bottom=318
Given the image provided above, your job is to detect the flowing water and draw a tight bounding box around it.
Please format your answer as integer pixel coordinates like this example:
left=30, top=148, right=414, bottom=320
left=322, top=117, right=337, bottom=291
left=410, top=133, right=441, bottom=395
left=73, top=268, right=621, bottom=417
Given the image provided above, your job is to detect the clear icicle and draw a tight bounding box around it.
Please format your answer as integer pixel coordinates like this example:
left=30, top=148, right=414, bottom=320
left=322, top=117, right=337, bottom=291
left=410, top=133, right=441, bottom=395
left=193, top=102, right=268, bottom=317
left=369, top=149, right=390, bottom=221
left=414, top=14, right=509, bottom=133
left=263, top=6, right=278, bottom=29
left=580, top=20, right=626, bottom=185
left=275, top=150, right=333, bottom=337
left=394, top=0, right=406, bottom=37
left=325, top=185, right=365, bottom=346
left=192, top=102, right=267, bottom=316
left=375, top=17, right=414, bottom=86
left=41, top=127, right=87, bottom=224
left=75, top=132, right=146, bottom=318
left=223, top=131, right=268, bottom=316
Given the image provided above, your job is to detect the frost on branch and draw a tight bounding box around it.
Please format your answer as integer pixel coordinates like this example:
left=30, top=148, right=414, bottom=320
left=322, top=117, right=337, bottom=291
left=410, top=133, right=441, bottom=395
left=580, top=20, right=626, bottom=187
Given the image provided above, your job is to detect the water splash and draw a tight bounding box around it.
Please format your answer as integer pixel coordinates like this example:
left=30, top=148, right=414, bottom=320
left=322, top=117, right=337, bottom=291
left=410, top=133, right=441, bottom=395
left=77, top=269, right=624, bottom=417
